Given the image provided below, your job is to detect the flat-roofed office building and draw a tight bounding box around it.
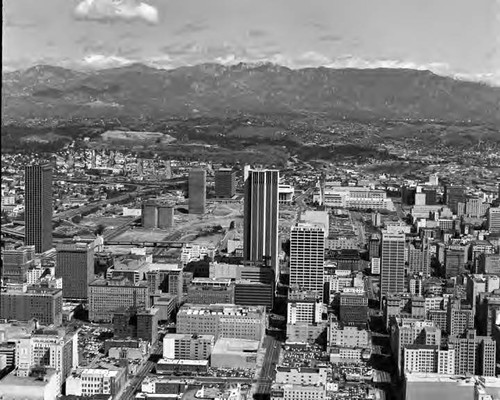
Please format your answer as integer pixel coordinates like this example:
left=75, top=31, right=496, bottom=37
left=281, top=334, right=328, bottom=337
left=25, top=164, right=53, bottom=253
left=188, top=169, right=206, bottom=214
left=289, top=224, right=325, bottom=295
left=243, top=169, right=279, bottom=276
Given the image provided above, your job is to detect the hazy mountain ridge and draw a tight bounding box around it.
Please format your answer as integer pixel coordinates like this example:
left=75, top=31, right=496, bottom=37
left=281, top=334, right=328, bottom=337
left=2, top=63, right=500, bottom=124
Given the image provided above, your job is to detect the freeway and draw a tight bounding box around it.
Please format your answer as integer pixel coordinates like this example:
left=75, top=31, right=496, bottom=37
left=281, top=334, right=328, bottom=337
left=58, top=176, right=187, bottom=187
left=52, top=192, right=135, bottom=221
left=1, top=216, right=140, bottom=243
left=105, top=240, right=187, bottom=248
left=53, top=186, right=159, bottom=222
left=0, top=227, right=25, bottom=239
left=294, top=187, right=314, bottom=214
left=102, top=217, right=141, bottom=241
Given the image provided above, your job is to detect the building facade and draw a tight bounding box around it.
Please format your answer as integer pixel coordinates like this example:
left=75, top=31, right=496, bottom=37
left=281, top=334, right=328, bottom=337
left=289, top=224, right=325, bottom=294
left=380, top=233, right=406, bottom=299
left=215, top=168, right=236, bottom=198
left=444, top=185, right=466, bottom=215
left=243, top=169, right=279, bottom=276
left=188, top=169, right=206, bottom=214
left=88, top=277, right=149, bottom=322
left=56, top=242, right=95, bottom=300
left=25, top=164, right=53, bottom=253
left=2, top=246, right=36, bottom=284
left=449, top=329, right=496, bottom=377
left=176, top=304, right=266, bottom=341
left=163, top=334, right=215, bottom=360
left=0, top=286, right=63, bottom=326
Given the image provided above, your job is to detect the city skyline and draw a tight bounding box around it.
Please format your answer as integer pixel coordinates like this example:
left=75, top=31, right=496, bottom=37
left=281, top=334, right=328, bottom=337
left=2, top=1, right=500, bottom=398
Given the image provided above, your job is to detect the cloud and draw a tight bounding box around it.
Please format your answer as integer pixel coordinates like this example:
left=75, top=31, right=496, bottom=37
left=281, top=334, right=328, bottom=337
left=318, top=34, right=342, bottom=43
left=4, top=19, right=39, bottom=28
left=246, top=29, right=268, bottom=38
left=81, top=54, right=133, bottom=69
left=173, top=21, right=208, bottom=36
left=70, top=47, right=500, bottom=87
left=74, top=0, right=159, bottom=24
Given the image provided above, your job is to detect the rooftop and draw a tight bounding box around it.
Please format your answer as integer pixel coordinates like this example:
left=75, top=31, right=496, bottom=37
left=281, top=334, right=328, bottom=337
left=164, top=333, right=215, bottom=341
left=71, top=368, right=120, bottom=378
left=158, top=359, right=209, bottom=366
left=0, top=368, right=58, bottom=387
left=212, top=338, right=260, bottom=354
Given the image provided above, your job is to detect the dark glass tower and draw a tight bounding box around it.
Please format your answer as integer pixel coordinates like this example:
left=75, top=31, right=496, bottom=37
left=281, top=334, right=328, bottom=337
left=444, top=185, right=466, bottom=214
left=243, top=169, right=279, bottom=275
left=215, top=168, right=236, bottom=198
left=56, top=242, right=95, bottom=300
left=188, top=169, right=206, bottom=214
left=25, top=164, right=53, bottom=253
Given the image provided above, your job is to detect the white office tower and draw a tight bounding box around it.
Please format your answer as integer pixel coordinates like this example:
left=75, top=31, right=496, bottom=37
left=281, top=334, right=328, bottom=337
left=289, top=223, right=325, bottom=295
left=428, top=174, right=439, bottom=186
left=243, top=165, right=251, bottom=181
left=415, top=187, right=426, bottom=206
left=488, top=207, right=500, bottom=233
left=380, top=232, right=406, bottom=300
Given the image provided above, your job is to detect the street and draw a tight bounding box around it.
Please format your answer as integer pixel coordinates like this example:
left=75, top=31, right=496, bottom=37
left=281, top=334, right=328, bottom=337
left=255, top=336, right=281, bottom=394
left=118, top=341, right=162, bottom=400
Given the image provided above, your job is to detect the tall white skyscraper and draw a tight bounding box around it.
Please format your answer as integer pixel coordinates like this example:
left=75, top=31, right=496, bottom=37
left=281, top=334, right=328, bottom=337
left=488, top=207, right=500, bottom=233
left=380, top=232, right=406, bottom=300
left=289, top=223, right=325, bottom=294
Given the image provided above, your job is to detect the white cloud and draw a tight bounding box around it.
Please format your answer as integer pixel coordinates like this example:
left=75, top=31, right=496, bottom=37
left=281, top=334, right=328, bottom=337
left=73, top=47, right=500, bottom=86
left=81, top=54, right=133, bottom=69
left=75, top=0, right=159, bottom=24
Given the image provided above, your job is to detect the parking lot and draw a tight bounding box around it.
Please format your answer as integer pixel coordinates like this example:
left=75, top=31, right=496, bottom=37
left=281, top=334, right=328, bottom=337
left=77, top=323, right=113, bottom=367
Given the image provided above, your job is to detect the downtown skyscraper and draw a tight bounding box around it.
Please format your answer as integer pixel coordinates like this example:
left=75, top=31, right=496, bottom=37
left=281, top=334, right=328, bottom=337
left=25, top=164, right=53, bottom=253
left=444, top=185, right=466, bottom=215
left=243, top=169, right=279, bottom=275
left=188, top=169, right=206, bottom=214
left=289, top=223, right=325, bottom=294
left=380, top=232, right=406, bottom=300
left=56, top=242, right=95, bottom=300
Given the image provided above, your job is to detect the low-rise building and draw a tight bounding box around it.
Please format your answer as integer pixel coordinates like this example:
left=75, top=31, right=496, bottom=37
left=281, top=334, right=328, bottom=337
left=65, top=367, right=127, bottom=397
left=163, top=334, right=215, bottom=360
left=329, top=347, right=370, bottom=364
left=88, top=277, right=149, bottom=322
left=185, top=278, right=235, bottom=304
left=271, top=383, right=326, bottom=400
left=156, top=359, right=209, bottom=375
left=211, top=338, right=259, bottom=369
left=176, top=304, right=266, bottom=341
left=0, top=285, right=63, bottom=326
left=327, top=318, right=371, bottom=349
left=275, top=367, right=327, bottom=385
left=0, top=367, right=60, bottom=400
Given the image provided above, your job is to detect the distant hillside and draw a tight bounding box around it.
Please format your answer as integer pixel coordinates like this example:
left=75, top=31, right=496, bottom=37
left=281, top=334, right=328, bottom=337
left=2, top=63, right=500, bottom=124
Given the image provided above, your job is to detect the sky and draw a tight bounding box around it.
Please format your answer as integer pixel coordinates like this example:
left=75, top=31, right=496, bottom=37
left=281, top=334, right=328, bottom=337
left=3, top=0, right=500, bottom=85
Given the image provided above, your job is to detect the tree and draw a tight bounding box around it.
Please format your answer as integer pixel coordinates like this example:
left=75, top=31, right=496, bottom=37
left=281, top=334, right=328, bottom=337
left=94, top=224, right=106, bottom=236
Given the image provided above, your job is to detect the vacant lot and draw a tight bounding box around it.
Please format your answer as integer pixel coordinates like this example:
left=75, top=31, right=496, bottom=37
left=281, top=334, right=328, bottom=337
left=101, top=130, right=176, bottom=143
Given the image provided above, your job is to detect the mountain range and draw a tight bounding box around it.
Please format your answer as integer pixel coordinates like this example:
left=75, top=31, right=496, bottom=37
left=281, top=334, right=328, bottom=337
left=2, top=63, right=500, bottom=124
